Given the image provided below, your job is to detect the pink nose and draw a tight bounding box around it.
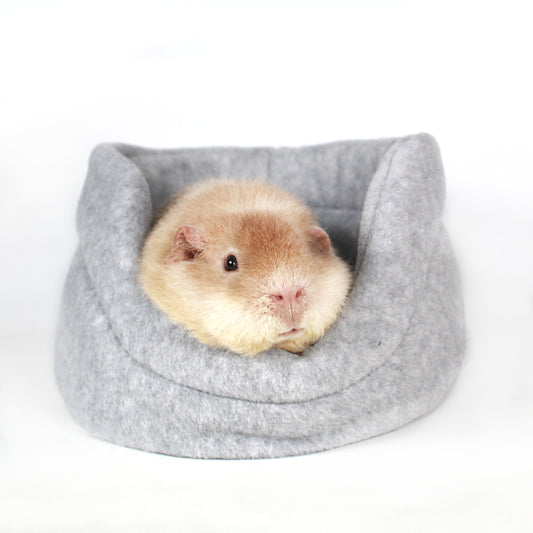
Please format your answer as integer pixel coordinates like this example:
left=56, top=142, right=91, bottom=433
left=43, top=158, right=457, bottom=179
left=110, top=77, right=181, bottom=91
left=270, top=287, right=305, bottom=328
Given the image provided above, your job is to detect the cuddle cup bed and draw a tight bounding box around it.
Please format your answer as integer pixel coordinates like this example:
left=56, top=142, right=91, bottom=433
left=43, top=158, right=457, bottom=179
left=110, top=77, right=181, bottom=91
left=55, top=133, right=465, bottom=459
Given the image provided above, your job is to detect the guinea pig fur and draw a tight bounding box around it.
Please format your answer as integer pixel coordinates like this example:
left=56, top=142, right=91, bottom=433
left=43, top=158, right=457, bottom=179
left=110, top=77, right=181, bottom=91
left=138, top=179, right=353, bottom=357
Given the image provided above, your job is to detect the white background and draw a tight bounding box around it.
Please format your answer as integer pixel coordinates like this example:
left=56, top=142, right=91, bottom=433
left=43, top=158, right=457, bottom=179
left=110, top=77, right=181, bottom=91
left=1, top=1, right=532, bottom=531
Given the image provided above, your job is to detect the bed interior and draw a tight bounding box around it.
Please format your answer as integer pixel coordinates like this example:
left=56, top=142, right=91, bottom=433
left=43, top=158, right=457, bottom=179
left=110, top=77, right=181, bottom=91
left=120, top=140, right=395, bottom=267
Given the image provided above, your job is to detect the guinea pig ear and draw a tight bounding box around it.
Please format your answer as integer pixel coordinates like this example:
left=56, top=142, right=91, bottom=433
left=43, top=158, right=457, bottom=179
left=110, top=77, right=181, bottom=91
left=166, top=225, right=207, bottom=263
left=307, top=226, right=331, bottom=254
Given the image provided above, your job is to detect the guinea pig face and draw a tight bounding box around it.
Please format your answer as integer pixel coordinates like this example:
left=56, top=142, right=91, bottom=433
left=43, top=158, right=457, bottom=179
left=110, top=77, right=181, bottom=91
left=166, top=213, right=351, bottom=356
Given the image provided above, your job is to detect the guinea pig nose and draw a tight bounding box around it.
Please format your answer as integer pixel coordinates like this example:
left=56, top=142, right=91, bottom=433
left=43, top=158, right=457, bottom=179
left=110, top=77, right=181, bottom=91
left=270, top=287, right=305, bottom=305
left=270, top=287, right=306, bottom=329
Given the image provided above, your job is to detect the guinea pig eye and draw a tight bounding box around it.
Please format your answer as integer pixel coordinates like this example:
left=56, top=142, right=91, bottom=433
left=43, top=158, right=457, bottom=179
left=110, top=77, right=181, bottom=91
left=224, top=254, right=238, bottom=272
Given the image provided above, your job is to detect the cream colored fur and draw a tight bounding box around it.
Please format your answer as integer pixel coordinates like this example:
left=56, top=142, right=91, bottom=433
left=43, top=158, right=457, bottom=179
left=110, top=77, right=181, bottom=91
left=139, top=179, right=352, bottom=356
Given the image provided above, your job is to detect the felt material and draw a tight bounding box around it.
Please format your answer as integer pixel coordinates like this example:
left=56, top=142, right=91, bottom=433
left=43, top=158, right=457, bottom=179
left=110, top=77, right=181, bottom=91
left=55, top=133, right=465, bottom=459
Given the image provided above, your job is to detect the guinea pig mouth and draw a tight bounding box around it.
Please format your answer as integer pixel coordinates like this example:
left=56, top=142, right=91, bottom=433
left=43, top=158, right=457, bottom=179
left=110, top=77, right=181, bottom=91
left=278, top=328, right=304, bottom=338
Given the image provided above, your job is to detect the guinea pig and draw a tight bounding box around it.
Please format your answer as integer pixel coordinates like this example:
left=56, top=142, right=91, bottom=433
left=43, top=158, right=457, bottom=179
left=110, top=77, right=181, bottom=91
left=138, top=179, right=352, bottom=356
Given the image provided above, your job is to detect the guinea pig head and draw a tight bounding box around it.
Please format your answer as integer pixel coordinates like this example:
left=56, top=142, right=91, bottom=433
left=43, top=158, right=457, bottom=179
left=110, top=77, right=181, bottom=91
left=164, top=211, right=351, bottom=356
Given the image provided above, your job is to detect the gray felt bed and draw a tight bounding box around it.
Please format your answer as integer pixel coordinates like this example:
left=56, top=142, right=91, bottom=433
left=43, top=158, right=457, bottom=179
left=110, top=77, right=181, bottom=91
left=55, top=133, right=465, bottom=459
